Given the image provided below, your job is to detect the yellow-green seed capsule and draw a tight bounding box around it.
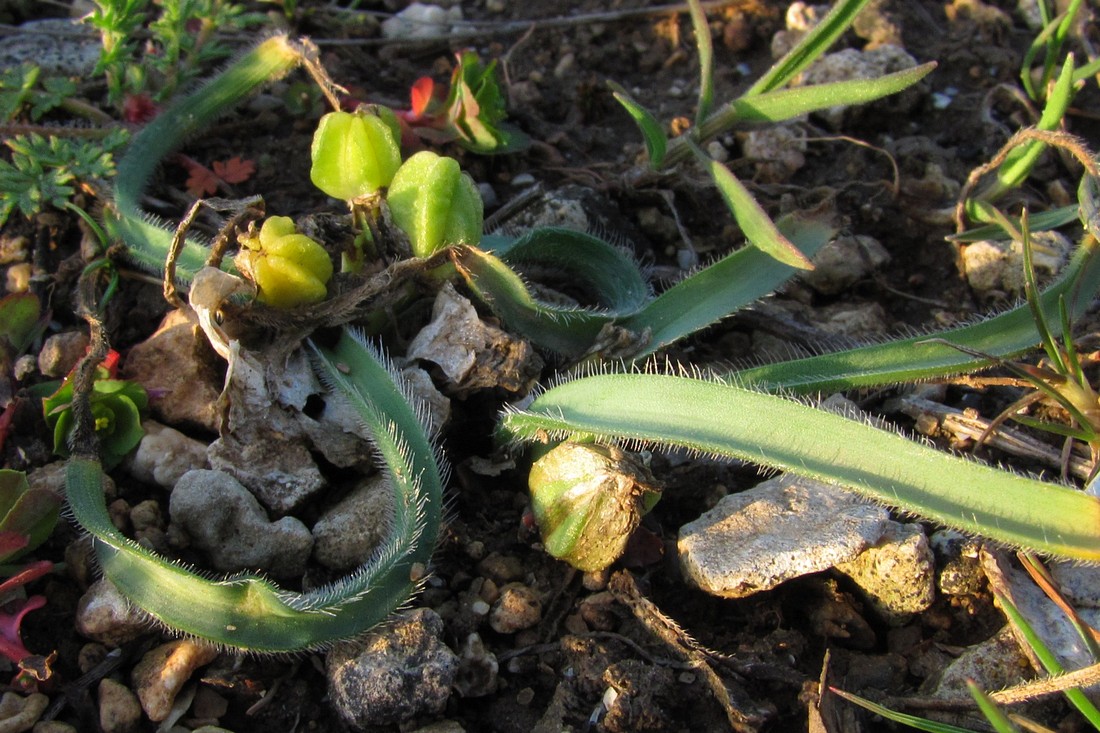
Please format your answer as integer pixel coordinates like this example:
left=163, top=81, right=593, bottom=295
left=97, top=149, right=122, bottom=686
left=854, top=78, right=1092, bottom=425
left=386, top=150, right=483, bottom=257
left=236, top=216, right=333, bottom=308
left=310, top=110, right=402, bottom=201
left=528, top=442, right=661, bottom=572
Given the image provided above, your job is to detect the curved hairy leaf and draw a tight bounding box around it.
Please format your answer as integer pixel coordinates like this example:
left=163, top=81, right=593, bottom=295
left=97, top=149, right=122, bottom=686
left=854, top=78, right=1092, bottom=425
left=500, top=372, right=1100, bottom=561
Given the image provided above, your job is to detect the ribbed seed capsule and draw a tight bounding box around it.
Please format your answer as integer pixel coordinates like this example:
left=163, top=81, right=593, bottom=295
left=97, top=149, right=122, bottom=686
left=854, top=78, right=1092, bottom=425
left=235, top=216, right=333, bottom=308
left=528, top=442, right=661, bottom=572
left=310, top=109, right=402, bottom=201
left=386, top=150, right=483, bottom=257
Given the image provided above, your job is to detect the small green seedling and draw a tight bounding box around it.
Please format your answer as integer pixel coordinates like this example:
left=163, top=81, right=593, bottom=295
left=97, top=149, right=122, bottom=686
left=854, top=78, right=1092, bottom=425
left=398, top=49, right=528, bottom=154
left=43, top=351, right=147, bottom=470
left=0, top=130, right=128, bottom=227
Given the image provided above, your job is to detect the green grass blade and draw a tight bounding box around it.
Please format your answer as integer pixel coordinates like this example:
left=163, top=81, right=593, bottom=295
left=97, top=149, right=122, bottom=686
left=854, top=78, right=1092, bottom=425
left=454, top=228, right=650, bottom=357
left=734, top=235, right=1100, bottom=393
left=997, top=593, right=1100, bottom=727
left=621, top=214, right=834, bottom=357
left=831, top=688, right=983, bottom=732
left=747, top=0, right=872, bottom=96
left=729, top=63, right=936, bottom=124
left=65, top=329, right=442, bottom=651
left=704, top=153, right=815, bottom=269
left=500, top=373, right=1100, bottom=561
left=948, top=206, right=1079, bottom=243
left=967, top=682, right=1022, bottom=733
left=106, top=35, right=303, bottom=286
left=608, top=82, right=667, bottom=168
left=1073, top=56, right=1100, bottom=85
left=687, top=0, right=713, bottom=125
left=973, top=55, right=1075, bottom=213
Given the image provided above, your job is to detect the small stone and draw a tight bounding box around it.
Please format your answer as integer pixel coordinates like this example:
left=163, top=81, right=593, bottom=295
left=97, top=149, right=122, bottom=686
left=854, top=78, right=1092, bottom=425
left=477, top=552, right=524, bottom=584
left=1049, top=562, right=1100, bottom=609
left=811, top=301, right=890, bottom=338
left=678, top=474, right=889, bottom=598
left=122, top=309, right=223, bottom=433
left=0, top=692, right=48, bottom=732
left=380, top=3, right=463, bottom=38
left=131, top=640, right=218, bottom=723
left=489, top=583, right=542, bottom=634
left=578, top=591, right=619, bottom=631
left=98, top=678, right=142, bottom=733
left=741, top=125, right=806, bottom=183
left=189, top=685, right=229, bottom=722
left=454, top=633, right=498, bottom=697
left=37, top=331, right=89, bottom=378
left=927, top=625, right=1031, bottom=700
left=407, top=283, right=543, bottom=395
left=78, top=643, right=109, bottom=675
left=962, top=231, right=1069, bottom=296
left=207, top=434, right=326, bottom=516
left=127, top=421, right=209, bottom=489
left=835, top=521, right=936, bottom=623
left=799, top=235, right=891, bottom=295
left=32, top=721, right=77, bottom=733
left=327, top=609, right=458, bottom=728
left=0, top=19, right=100, bottom=75
left=75, top=579, right=150, bottom=647
left=312, top=475, right=391, bottom=571
left=169, top=469, right=313, bottom=578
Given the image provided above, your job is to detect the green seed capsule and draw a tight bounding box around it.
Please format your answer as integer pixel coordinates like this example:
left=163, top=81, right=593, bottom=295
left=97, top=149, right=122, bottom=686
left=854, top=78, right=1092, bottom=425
left=528, top=442, right=661, bottom=572
left=386, top=150, right=483, bottom=257
left=236, top=216, right=333, bottom=308
left=310, top=110, right=402, bottom=201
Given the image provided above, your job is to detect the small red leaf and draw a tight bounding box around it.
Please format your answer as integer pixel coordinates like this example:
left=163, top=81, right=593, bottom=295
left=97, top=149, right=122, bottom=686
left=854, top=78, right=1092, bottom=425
left=122, top=94, right=159, bottom=124
left=185, top=165, right=219, bottom=197
left=212, top=156, right=256, bottom=185
left=409, top=77, right=435, bottom=119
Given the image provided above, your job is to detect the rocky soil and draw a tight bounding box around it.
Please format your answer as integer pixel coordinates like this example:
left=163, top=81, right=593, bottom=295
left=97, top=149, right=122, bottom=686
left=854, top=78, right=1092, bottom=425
left=1, top=0, right=1099, bottom=731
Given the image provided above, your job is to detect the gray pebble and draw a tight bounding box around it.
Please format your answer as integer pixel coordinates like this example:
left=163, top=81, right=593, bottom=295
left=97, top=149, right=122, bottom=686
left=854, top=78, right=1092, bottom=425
left=327, top=608, right=458, bottom=729
left=169, top=469, right=312, bottom=578
left=678, top=474, right=888, bottom=598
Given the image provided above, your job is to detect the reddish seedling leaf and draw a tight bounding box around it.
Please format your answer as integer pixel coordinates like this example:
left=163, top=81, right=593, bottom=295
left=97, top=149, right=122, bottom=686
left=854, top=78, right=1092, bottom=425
left=179, top=155, right=255, bottom=197
left=122, top=93, right=159, bottom=124
left=409, top=77, right=435, bottom=120
left=212, top=156, right=256, bottom=185
left=182, top=158, right=219, bottom=197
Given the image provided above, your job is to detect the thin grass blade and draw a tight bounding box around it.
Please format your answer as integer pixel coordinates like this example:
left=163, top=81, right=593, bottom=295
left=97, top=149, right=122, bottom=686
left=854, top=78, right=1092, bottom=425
left=729, top=63, right=935, bottom=124
left=997, top=592, right=1100, bottom=727
left=830, top=688, right=984, bottom=733
left=608, top=82, right=667, bottom=168
left=747, top=0, right=872, bottom=96
left=705, top=154, right=814, bottom=269
left=620, top=214, right=833, bottom=357
left=687, top=0, right=713, bottom=125
left=734, top=235, right=1100, bottom=393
